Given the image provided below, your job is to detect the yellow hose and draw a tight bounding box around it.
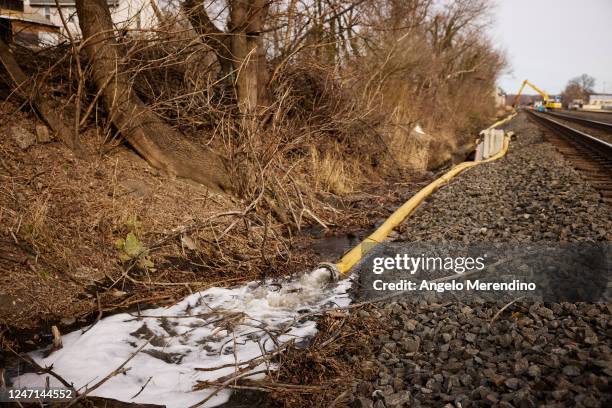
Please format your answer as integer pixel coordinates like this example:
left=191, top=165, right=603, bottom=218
left=483, top=112, right=517, bottom=132
left=334, top=113, right=516, bottom=275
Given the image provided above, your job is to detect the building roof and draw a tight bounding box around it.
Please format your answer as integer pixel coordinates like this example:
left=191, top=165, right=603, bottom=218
left=0, top=10, right=59, bottom=27
left=28, top=0, right=119, bottom=5
left=0, top=1, right=24, bottom=12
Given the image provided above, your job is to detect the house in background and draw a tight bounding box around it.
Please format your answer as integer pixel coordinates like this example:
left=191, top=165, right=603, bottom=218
left=587, top=94, right=612, bottom=110
left=494, top=87, right=507, bottom=109
left=1, top=0, right=59, bottom=46
left=6, top=0, right=160, bottom=45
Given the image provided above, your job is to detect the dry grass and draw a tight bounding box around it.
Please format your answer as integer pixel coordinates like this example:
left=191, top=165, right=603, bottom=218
left=240, top=304, right=390, bottom=407
left=309, top=146, right=356, bottom=195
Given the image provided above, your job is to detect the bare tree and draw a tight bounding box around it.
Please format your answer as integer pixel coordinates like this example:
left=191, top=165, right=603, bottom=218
left=572, top=74, right=596, bottom=95
left=74, top=0, right=231, bottom=191
left=2, top=0, right=506, bottom=195
left=562, top=73, right=595, bottom=105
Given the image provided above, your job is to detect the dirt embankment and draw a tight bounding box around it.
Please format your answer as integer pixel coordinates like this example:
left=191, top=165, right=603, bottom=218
left=0, top=100, right=235, bottom=332
left=0, top=98, right=442, bottom=351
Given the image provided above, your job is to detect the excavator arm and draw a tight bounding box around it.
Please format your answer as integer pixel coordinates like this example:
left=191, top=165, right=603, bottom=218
left=513, top=79, right=560, bottom=109
left=514, top=79, right=550, bottom=106
left=524, top=80, right=550, bottom=101
left=513, top=81, right=527, bottom=106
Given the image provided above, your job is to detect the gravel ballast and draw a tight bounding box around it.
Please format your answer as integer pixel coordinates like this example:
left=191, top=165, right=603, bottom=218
left=397, top=113, right=611, bottom=243
left=268, top=112, right=612, bottom=408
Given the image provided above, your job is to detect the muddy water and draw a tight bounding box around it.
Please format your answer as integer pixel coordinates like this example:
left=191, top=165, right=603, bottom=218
left=303, top=225, right=372, bottom=260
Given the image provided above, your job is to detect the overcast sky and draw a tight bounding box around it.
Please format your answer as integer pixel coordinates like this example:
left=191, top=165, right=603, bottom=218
left=491, top=0, right=612, bottom=95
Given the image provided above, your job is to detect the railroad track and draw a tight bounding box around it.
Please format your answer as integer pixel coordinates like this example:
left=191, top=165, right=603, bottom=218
left=564, top=109, right=612, bottom=117
left=526, top=110, right=612, bottom=203
left=545, top=110, right=612, bottom=132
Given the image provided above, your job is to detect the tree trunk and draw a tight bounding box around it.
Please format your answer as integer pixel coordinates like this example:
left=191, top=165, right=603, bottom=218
left=75, top=0, right=231, bottom=192
left=0, top=37, right=77, bottom=151
left=229, top=0, right=270, bottom=114
left=256, top=35, right=270, bottom=107
left=182, top=0, right=234, bottom=80
left=229, top=27, right=258, bottom=113
left=183, top=0, right=270, bottom=114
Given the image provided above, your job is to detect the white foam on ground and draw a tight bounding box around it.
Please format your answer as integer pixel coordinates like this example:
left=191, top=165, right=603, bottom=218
left=14, top=269, right=352, bottom=407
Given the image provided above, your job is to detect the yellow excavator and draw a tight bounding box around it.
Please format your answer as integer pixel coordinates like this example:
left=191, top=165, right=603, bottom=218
left=513, top=79, right=562, bottom=111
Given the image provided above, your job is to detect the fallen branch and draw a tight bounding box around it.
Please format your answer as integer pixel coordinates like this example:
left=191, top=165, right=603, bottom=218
left=65, top=337, right=151, bottom=407
left=189, top=369, right=268, bottom=408
left=81, top=292, right=103, bottom=335
left=131, top=376, right=153, bottom=399
left=7, top=346, right=74, bottom=390
left=490, top=296, right=525, bottom=325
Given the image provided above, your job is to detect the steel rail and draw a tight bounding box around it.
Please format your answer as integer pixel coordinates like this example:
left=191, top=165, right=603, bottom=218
left=545, top=111, right=612, bottom=133
left=529, top=111, right=612, bottom=162
left=527, top=110, right=612, bottom=202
